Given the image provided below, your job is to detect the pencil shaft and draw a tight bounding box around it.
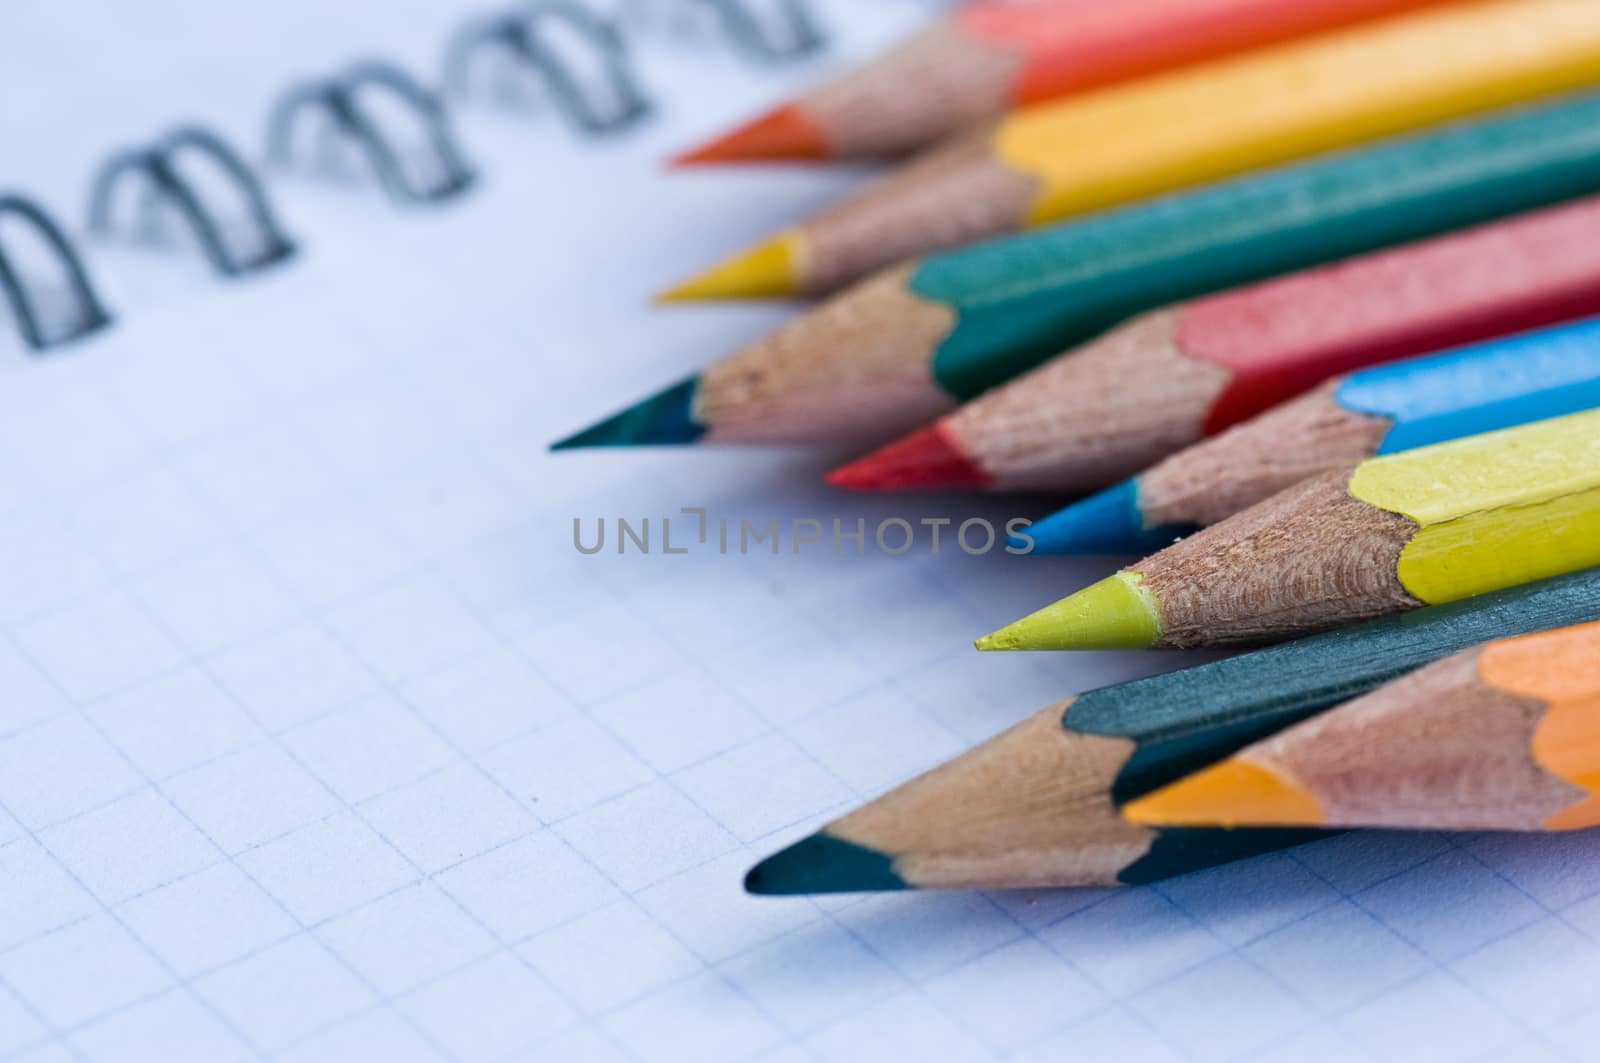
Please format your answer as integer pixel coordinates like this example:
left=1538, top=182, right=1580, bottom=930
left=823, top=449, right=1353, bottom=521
left=681, top=0, right=1448, bottom=164
left=560, top=93, right=1600, bottom=451
left=1182, top=193, right=1600, bottom=432
left=1077, top=573, right=1600, bottom=794
left=1349, top=409, right=1600, bottom=606
left=988, top=408, right=1600, bottom=651
left=1135, top=314, right=1600, bottom=533
left=988, top=0, right=1451, bottom=108
left=748, top=570, right=1600, bottom=892
left=1128, top=620, right=1600, bottom=831
left=700, top=0, right=1600, bottom=296
left=844, top=191, right=1600, bottom=494
left=920, top=92, right=1600, bottom=403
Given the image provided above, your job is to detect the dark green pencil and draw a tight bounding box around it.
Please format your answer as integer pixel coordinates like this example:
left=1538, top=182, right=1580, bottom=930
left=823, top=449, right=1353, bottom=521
left=747, top=567, right=1600, bottom=894
left=560, top=90, right=1600, bottom=451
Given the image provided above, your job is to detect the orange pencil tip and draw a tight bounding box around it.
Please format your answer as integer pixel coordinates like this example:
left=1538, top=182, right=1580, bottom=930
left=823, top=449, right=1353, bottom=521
left=827, top=424, right=991, bottom=491
left=671, top=104, right=830, bottom=166
left=1124, top=759, right=1326, bottom=828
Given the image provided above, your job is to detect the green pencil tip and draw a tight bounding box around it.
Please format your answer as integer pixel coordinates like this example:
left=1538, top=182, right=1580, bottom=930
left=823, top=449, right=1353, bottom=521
left=744, top=833, right=908, bottom=895
left=977, top=571, right=1163, bottom=651
left=550, top=375, right=707, bottom=450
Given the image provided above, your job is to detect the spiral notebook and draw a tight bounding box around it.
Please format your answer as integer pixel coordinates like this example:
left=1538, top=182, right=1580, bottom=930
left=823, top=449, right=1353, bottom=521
left=4, top=2, right=1600, bottom=1061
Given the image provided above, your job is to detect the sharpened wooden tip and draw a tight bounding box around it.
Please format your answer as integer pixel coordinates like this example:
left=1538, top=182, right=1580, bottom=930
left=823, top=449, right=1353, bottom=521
left=659, top=232, right=804, bottom=301
left=671, top=104, right=829, bottom=166
left=977, top=571, right=1161, bottom=650
left=826, top=423, right=990, bottom=490
left=1124, top=759, right=1325, bottom=828
left=744, top=833, right=907, bottom=895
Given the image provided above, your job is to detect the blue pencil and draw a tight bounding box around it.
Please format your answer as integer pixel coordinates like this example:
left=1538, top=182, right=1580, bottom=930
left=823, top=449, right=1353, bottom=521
left=1025, top=314, right=1600, bottom=556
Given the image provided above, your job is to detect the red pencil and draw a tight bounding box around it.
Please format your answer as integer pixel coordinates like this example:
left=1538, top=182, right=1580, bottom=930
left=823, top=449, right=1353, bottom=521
left=675, top=0, right=1450, bottom=165
left=830, top=193, right=1600, bottom=493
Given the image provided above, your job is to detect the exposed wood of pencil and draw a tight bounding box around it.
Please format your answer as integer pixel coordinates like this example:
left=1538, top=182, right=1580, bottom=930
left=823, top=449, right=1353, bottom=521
left=696, top=265, right=958, bottom=444
left=798, top=22, right=1021, bottom=161
left=826, top=703, right=1154, bottom=889
left=1141, top=468, right=1421, bottom=647
left=1232, top=649, right=1580, bottom=828
left=935, top=308, right=1233, bottom=491
left=1139, top=380, right=1393, bottom=528
left=796, top=126, right=1040, bottom=296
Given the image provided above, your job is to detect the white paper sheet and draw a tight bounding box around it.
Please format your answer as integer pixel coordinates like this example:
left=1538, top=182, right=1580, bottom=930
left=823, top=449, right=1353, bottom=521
left=1, top=3, right=1596, bottom=1061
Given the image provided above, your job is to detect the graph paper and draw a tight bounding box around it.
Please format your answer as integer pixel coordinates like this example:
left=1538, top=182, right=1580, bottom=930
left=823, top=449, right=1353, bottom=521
left=3, top=1, right=1600, bottom=1061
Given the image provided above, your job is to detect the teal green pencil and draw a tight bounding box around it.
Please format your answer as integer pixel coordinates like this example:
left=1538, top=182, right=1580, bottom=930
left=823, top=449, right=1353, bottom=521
left=746, top=568, right=1600, bottom=894
left=557, top=91, right=1600, bottom=451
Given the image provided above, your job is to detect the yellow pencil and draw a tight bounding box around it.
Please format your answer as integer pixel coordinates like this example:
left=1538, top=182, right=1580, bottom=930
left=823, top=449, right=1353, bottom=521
left=1126, top=619, right=1600, bottom=832
left=981, top=407, right=1600, bottom=650
left=668, top=0, right=1600, bottom=300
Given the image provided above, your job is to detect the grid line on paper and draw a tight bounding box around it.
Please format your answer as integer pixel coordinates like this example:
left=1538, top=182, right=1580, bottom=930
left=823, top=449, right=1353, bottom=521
left=0, top=272, right=1574, bottom=1063
left=0, top=626, right=266, bottom=1062
left=0, top=240, right=1587, bottom=1063
left=0, top=534, right=464, bottom=1059
left=0, top=359, right=1592, bottom=1063
left=78, top=390, right=629, bottom=1059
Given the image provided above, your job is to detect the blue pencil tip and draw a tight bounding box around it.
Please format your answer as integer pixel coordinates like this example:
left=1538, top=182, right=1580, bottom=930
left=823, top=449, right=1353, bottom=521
left=1026, top=480, right=1192, bottom=556
left=550, top=376, right=707, bottom=450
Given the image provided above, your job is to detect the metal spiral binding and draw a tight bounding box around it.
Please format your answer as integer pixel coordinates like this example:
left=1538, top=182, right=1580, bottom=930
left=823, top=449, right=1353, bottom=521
left=0, top=195, right=113, bottom=352
left=3, top=0, right=838, bottom=354
left=696, top=0, right=825, bottom=61
left=266, top=61, right=478, bottom=205
left=87, top=126, right=297, bottom=277
left=613, top=0, right=823, bottom=59
left=445, top=2, right=653, bottom=135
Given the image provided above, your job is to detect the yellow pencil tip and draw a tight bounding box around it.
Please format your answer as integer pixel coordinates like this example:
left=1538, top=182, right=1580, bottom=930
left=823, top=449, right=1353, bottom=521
left=658, top=231, right=804, bottom=301
left=1124, top=759, right=1325, bottom=828
left=975, top=572, right=1162, bottom=651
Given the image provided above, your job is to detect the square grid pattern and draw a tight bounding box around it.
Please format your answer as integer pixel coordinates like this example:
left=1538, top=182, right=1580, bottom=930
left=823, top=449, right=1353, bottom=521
left=3, top=5, right=1600, bottom=1061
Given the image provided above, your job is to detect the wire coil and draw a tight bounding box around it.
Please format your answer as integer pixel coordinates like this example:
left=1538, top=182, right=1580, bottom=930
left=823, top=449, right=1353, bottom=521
left=3, top=0, right=824, bottom=352
left=0, top=196, right=113, bottom=352
left=89, top=126, right=297, bottom=276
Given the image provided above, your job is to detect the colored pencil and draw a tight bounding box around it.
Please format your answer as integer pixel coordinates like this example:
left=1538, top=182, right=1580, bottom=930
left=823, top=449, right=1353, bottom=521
left=553, top=92, right=1600, bottom=451
left=744, top=570, right=1600, bottom=894
left=1027, top=315, right=1600, bottom=554
left=666, top=0, right=1600, bottom=300
left=981, top=408, right=1600, bottom=651
left=829, top=194, right=1600, bottom=493
left=1126, top=619, right=1600, bottom=832
left=674, top=0, right=1449, bottom=165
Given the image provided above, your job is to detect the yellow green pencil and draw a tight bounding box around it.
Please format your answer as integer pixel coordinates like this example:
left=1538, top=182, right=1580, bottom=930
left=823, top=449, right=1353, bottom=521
left=983, top=407, right=1600, bottom=650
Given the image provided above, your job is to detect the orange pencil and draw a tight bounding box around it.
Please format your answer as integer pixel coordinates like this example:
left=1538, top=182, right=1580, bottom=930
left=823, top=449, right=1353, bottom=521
left=1128, top=620, right=1600, bottom=832
left=677, top=0, right=1452, bottom=165
left=671, top=0, right=1600, bottom=300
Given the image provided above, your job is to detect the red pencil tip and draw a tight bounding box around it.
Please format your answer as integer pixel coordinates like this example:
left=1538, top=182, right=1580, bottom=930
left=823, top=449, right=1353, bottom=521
left=827, top=424, right=991, bottom=491
left=671, top=104, right=829, bottom=166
